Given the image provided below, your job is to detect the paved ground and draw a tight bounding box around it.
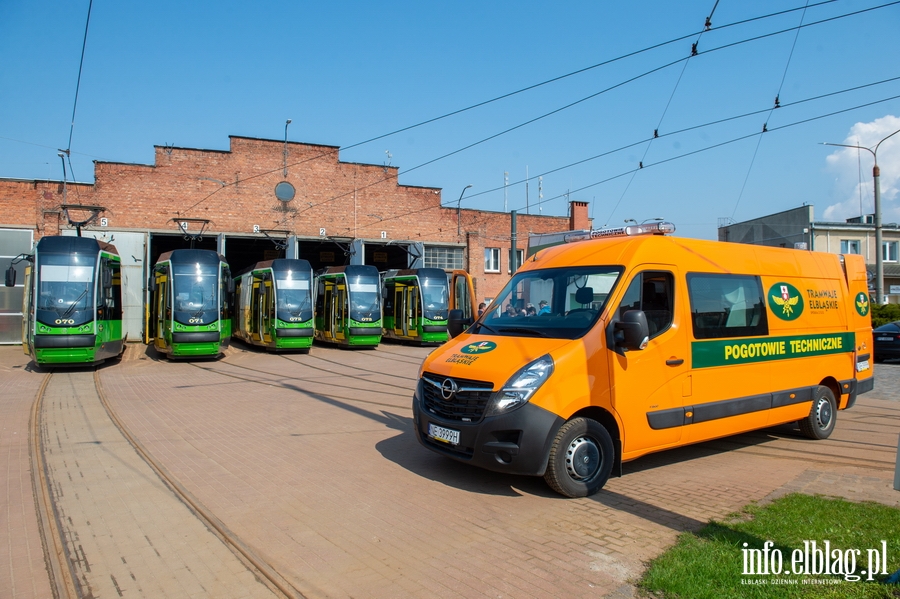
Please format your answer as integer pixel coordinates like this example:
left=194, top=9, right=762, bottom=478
left=2, top=343, right=899, bottom=599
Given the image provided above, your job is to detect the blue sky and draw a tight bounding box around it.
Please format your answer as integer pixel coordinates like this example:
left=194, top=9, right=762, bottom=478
left=2, top=0, right=899, bottom=240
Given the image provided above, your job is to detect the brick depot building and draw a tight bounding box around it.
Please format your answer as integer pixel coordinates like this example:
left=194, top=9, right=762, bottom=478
left=0, top=135, right=590, bottom=342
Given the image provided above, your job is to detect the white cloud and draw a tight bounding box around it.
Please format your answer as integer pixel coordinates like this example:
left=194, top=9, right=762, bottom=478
left=822, top=115, right=900, bottom=224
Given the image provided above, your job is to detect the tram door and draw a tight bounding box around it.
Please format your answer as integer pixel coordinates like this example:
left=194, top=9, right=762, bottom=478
left=323, top=284, right=334, bottom=340
left=154, top=271, right=169, bottom=350
left=260, top=277, right=273, bottom=344
left=405, top=284, right=419, bottom=338
left=334, top=281, right=347, bottom=341
left=250, top=278, right=262, bottom=342
left=22, top=265, right=34, bottom=356
left=393, top=284, right=406, bottom=337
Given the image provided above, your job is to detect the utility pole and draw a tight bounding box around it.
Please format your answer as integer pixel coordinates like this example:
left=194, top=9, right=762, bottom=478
left=822, top=127, right=900, bottom=304
left=525, top=166, right=529, bottom=215
left=504, top=171, right=508, bottom=212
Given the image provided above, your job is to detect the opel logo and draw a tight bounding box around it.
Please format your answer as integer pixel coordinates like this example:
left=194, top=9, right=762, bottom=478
left=441, top=378, right=458, bottom=400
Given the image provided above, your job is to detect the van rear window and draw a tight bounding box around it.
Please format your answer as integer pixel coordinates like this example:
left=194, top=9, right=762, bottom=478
left=687, top=274, right=768, bottom=339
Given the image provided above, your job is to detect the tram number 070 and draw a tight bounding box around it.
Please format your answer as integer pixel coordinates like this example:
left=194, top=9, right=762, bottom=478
left=55, top=319, right=75, bottom=325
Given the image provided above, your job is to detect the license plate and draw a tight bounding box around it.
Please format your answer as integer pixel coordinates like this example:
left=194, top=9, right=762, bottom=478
left=877, top=337, right=893, bottom=342
left=428, top=423, right=460, bottom=445
left=857, top=360, right=870, bottom=372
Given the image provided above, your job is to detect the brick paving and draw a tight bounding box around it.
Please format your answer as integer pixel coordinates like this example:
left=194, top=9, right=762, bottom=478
left=0, top=352, right=51, bottom=599
left=39, top=369, right=280, bottom=599
left=1, top=343, right=898, bottom=598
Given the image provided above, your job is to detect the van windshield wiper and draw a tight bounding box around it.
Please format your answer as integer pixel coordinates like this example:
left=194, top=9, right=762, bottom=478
left=497, top=326, right=549, bottom=338
left=473, top=321, right=499, bottom=335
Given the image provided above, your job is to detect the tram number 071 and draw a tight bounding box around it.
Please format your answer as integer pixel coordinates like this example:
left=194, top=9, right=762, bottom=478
left=188, top=317, right=203, bottom=324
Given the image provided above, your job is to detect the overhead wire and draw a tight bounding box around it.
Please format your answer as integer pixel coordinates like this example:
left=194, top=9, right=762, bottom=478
left=523, top=93, right=900, bottom=212
left=730, top=0, right=811, bottom=220
left=602, top=0, right=721, bottom=227
left=313, top=1, right=900, bottom=210
left=61, top=0, right=94, bottom=184
left=176, top=0, right=872, bottom=214
left=178, top=0, right=900, bottom=219
left=405, top=90, right=900, bottom=242
left=326, top=0, right=840, bottom=155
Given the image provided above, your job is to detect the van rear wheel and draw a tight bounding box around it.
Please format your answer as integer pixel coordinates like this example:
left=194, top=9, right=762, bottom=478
left=798, top=386, right=836, bottom=440
left=544, top=417, right=614, bottom=498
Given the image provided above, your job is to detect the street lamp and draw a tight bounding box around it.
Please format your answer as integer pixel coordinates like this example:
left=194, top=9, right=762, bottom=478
left=457, top=184, right=472, bottom=236
left=822, top=127, right=900, bottom=304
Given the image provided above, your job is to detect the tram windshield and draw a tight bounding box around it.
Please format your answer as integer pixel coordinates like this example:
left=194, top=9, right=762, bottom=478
left=420, top=273, right=449, bottom=321
left=275, top=273, right=313, bottom=321
left=472, top=266, right=622, bottom=340
left=36, top=252, right=96, bottom=326
left=172, top=261, right=219, bottom=323
left=347, top=273, right=381, bottom=322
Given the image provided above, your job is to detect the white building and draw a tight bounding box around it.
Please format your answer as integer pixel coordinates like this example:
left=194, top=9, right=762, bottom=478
left=718, top=205, right=900, bottom=304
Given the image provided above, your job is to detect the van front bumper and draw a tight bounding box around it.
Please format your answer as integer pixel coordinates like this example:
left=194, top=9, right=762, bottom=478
left=412, top=382, right=563, bottom=476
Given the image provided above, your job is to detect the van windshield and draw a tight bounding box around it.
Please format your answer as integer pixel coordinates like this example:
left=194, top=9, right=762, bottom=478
left=472, top=266, right=622, bottom=339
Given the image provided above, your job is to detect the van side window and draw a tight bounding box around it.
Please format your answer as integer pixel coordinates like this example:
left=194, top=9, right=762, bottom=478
left=615, top=271, right=674, bottom=338
left=687, top=274, right=768, bottom=339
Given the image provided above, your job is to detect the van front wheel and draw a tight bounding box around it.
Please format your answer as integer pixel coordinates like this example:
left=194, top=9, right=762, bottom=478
left=799, top=386, right=836, bottom=440
left=544, top=417, right=614, bottom=498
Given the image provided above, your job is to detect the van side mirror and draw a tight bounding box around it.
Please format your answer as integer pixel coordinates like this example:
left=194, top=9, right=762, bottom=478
left=102, top=267, right=112, bottom=289
left=148, top=275, right=157, bottom=292
left=227, top=278, right=235, bottom=294
left=4, top=265, right=15, bottom=287
left=448, top=309, right=472, bottom=338
left=614, top=310, right=650, bottom=351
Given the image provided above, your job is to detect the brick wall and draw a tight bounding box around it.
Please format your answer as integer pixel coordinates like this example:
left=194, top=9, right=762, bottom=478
left=0, top=136, right=591, bottom=304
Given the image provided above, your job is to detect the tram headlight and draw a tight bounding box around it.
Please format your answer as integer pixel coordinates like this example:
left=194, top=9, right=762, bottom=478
left=485, top=354, right=554, bottom=417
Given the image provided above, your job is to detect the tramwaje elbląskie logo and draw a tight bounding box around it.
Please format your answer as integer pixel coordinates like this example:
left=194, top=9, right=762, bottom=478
left=768, top=282, right=803, bottom=321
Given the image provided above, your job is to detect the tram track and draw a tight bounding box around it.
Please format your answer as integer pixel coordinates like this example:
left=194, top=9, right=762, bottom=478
left=702, top=437, right=896, bottom=469
left=29, top=368, right=305, bottom=599
left=280, top=351, right=419, bottom=385
left=356, top=345, right=431, bottom=365
left=29, top=372, right=79, bottom=599
left=188, top=359, right=411, bottom=410
left=202, top=354, right=895, bottom=471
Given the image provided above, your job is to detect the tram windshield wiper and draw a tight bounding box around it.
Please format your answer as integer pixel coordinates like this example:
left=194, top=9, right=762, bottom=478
left=61, top=288, right=88, bottom=318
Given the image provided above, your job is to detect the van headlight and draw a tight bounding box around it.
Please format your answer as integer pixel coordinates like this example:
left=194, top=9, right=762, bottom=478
left=485, top=354, right=554, bottom=417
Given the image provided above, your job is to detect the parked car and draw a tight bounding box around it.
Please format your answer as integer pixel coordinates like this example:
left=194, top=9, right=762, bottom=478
left=874, top=321, right=900, bottom=362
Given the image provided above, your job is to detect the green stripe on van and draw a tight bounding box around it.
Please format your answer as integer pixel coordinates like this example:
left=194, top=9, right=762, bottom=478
left=691, top=332, right=854, bottom=368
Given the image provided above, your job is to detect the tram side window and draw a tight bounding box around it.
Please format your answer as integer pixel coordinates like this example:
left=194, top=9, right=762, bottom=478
left=221, top=266, right=232, bottom=319
left=688, top=273, right=768, bottom=339
left=315, top=279, right=325, bottom=313
left=99, top=259, right=123, bottom=320
left=383, top=282, right=394, bottom=314
left=454, top=275, right=472, bottom=319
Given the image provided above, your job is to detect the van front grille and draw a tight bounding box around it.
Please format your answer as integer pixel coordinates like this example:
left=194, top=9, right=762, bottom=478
left=421, top=373, right=494, bottom=422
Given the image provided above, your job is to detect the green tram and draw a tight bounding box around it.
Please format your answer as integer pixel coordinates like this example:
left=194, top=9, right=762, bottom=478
left=314, top=265, right=382, bottom=347
left=4, top=236, right=125, bottom=366
left=382, top=268, right=476, bottom=345
left=233, top=258, right=315, bottom=352
left=147, top=249, right=233, bottom=359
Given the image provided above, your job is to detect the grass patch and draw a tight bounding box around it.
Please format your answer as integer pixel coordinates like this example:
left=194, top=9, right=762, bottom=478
left=639, top=494, right=900, bottom=598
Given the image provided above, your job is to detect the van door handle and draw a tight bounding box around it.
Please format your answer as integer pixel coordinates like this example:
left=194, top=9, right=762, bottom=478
left=666, top=358, right=684, bottom=366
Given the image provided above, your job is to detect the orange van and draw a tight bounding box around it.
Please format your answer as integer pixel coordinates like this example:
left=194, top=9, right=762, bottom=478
left=412, top=222, right=875, bottom=497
